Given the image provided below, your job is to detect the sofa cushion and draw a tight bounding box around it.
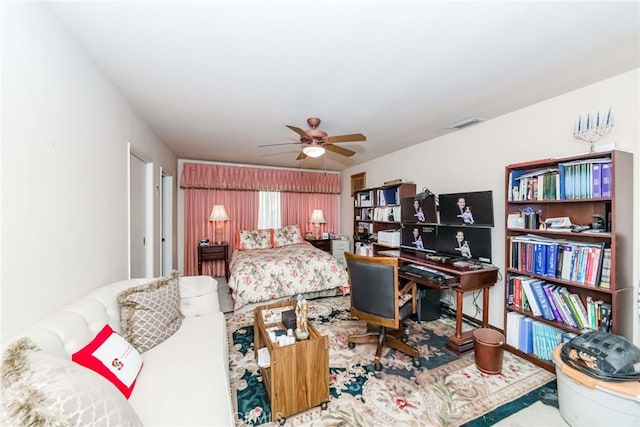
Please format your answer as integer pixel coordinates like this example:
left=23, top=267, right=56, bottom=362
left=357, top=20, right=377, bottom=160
left=1, top=338, right=142, bottom=426
left=127, top=312, right=233, bottom=426
left=72, top=324, right=143, bottom=398
left=117, top=271, right=183, bottom=353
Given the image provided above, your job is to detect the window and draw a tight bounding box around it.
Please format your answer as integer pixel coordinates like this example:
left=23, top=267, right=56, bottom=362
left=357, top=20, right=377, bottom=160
left=258, top=191, right=281, bottom=229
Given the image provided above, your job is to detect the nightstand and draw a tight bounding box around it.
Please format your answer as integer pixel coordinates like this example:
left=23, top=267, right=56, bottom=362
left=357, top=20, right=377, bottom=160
left=305, top=238, right=331, bottom=253
left=198, top=243, right=229, bottom=280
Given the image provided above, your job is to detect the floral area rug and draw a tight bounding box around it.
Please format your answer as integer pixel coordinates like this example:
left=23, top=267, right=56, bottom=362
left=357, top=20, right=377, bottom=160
left=226, top=296, right=555, bottom=426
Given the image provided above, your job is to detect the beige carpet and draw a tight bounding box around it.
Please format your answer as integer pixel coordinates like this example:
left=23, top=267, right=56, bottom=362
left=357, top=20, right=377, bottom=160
left=227, top=295, right=555, bottom=426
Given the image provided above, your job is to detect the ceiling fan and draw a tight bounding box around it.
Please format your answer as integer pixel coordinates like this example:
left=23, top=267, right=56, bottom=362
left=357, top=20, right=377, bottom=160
left=259, top=117, right=366, bottom=160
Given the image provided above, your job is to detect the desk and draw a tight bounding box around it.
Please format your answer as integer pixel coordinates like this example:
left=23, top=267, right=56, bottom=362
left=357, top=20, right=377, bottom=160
left=380, top=249, right=498, bottom=355
left=198, top=243, right=229, bottom=280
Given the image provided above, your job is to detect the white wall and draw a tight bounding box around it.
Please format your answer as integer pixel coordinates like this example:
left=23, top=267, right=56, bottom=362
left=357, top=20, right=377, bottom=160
left=341, top=69, right=640, bottom=343
left=1, top=2, right=177, bottom=340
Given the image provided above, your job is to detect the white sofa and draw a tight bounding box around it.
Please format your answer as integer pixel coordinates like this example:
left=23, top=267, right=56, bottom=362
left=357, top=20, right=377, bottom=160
left=1, top=275, right=234, bottom=427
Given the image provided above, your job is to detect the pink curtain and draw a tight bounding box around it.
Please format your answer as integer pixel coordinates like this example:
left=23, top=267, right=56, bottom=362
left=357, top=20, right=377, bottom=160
left=184, top=189, right=259, bottom=277
left=281, top=193, right=338, bottom=238
left=181, top=163, right=340, bottom=194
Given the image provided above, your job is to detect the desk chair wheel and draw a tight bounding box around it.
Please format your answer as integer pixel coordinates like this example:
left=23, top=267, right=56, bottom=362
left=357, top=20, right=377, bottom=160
left=401, top=335, right=408, bottom=343
left=412, top=357, right=421, bottom=368
left=348, top=342, right=356, bottom=349
left=276, top=416, right=286, bottom=426
left=321, top=402, right=328, bottom=410
left=374, top=362, right=383, bottom=371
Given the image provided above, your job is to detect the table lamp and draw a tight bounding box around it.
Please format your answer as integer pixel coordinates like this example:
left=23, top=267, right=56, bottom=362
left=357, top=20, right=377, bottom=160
left=309, top=209, right=326, bottom=239
left=209, top=205, right=229, bottom=244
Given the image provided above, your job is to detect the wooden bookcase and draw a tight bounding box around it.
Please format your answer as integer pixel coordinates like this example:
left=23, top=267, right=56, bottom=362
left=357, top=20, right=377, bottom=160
left=353, top=182, right=416, bottom=255
left=503, top=150, right=633, bottom=372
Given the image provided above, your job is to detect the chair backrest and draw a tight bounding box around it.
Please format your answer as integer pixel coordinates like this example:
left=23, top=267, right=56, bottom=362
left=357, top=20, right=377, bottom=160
left=345, top=252, right=400, bottom=329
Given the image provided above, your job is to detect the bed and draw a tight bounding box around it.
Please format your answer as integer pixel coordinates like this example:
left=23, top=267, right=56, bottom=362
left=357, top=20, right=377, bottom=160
left=227, top=226, right=349, bottom=312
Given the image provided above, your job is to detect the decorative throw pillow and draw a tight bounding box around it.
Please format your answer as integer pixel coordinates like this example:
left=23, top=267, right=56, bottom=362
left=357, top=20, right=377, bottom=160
left=1, top=337, right=142, bottom=426
left=272, top=224, right=304, bottom=247
left=236, top=228, right=273, bottom=250
left=117, top=270, right=183, bottom=353
left=72, top=324, right=143, bottom=398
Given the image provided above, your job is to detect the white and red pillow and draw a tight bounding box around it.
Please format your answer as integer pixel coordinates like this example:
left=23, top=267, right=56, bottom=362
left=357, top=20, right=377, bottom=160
left=72, top=324, right=143, bottom=399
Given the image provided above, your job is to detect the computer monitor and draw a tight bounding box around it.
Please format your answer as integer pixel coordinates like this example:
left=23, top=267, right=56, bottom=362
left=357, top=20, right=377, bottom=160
left=400, top=223, right=437, bottom=254
left=438, top=190, right=494, bottom=227
left=436, top=224, right=492, bottom=263
left=400, top=196, right=437, bottom=224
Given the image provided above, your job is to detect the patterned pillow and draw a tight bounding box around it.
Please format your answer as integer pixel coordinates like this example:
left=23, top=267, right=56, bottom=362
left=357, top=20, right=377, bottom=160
left=272, top=224, right=304, bottom=247
left=117, top=271, right=183, bottom=353
left=1, top=338, right=142, bottom=426
left=236, top=228, right=273, bottom=250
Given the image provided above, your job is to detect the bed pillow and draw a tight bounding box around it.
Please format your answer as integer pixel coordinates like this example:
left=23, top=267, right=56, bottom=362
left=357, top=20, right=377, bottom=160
left=72, top=324, right=143, bottom=398
left=272, top=224, right=304, bottom=247
left=1, top=338, right=142, bottom=426
left=236, top=228, right=273, bottom=250
left=117, top=270, right=183, bottom=353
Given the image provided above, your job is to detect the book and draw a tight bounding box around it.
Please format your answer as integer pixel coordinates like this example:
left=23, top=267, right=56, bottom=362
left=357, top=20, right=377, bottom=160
left=549, top=285, right=577, bottom=327
left=599, top=248, right=612, bottom=288
left=591, top=162, right=602, bottom=198
left=567, top=293, right=589, bottom=329
left=560, top=244, right=575, bottom=281
left=545, top=243, right=558, bottom=278
left=506, top=311, right=523, bottom=348
left=601, top=162, right=612, bottom=198
left=521, top=278, right=543, bottom=317
left=529, top=280, right=555, bottom=320
left=542, top=284, right=564, bottom=323
left=533, top=243, right=547, bottom=276
left=519, top=317, right=534, bottom=354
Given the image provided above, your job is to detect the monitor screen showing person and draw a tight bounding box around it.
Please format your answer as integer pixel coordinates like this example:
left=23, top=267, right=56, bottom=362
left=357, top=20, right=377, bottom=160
left=436, top=225, right=492, bottom=263
left=400, top=196, right=437, bottom=224
left=438, top=191, right=494, bottom=226
left=400, top=224, right=437, bottom=254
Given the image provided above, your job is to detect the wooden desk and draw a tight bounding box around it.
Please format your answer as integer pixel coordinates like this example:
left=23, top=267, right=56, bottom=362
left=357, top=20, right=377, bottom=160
left=380, top=249, right=499, bottom=354
left=198, top=243, right=229, bottom=280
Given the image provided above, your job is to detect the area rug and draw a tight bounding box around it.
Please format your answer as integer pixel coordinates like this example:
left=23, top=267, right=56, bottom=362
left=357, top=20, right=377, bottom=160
left=227, top=295, right=555, bottom=426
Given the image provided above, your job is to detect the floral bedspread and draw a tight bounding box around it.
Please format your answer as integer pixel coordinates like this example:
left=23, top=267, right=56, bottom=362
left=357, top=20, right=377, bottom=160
left=228, top=242, right=349, bottom=311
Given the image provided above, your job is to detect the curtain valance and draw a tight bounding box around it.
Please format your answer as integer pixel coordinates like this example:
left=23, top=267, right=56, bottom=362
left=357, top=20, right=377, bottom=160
left=180, top=163, right=340, bottom=194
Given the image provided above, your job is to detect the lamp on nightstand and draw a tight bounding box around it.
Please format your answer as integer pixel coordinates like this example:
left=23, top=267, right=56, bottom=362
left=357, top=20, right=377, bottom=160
left=309, top=209, right=326, bottom=239
left=209, top=205, right=229, bottom=245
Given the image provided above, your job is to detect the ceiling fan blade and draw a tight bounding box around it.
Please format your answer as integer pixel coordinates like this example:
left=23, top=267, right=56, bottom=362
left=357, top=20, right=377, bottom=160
left=286, top=125, right=312, bottom=140
left=326, top=133, right=366, bottom=143
left=325, top=144, right=355, bottom=157
left=296, top=151, right=307, bottom=160
left=258, top=142, right=301, bottom=147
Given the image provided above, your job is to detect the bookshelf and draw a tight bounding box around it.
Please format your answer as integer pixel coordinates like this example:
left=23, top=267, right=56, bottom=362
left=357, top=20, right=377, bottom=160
left=353, top=182, right=416, bottom=255
left=503, top=150, right=633, bottom=372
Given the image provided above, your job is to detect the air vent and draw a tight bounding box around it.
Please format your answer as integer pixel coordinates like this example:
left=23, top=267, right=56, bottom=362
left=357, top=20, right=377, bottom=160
left=446, top=116, right=484, bottom=129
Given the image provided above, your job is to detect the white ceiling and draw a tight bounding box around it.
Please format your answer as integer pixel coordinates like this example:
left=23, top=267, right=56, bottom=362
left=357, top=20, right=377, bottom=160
left=46, top=1, right=639, bottom=171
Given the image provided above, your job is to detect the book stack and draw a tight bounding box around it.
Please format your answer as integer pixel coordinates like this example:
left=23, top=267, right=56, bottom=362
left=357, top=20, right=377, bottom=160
left=509, top=234, right=606, bottom=287
left=505, top=311, right=564, bottom=361
left=507, top=157, right=612, bottom=201
left=505, top=274, right=612, bottom=331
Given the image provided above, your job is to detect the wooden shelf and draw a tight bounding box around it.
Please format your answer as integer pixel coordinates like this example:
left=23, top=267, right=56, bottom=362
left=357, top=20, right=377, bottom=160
left=503, top=150, right=633, bottom=372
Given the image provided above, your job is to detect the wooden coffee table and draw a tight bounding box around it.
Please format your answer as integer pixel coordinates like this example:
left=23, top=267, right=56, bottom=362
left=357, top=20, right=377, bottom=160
left=254, top=300, right=329, bottom=424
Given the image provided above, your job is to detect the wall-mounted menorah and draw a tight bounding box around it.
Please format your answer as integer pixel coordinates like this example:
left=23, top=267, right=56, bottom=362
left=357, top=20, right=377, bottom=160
left=573, top=108, right=614, bottom=152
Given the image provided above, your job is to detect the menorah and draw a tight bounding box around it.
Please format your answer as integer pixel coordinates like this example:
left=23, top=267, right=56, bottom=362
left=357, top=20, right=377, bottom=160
left=573, top=108, right=614, bottom=152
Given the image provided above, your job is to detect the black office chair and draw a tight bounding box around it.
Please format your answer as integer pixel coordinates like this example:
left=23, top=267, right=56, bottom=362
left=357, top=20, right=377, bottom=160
left=345, top=252, right=421, bottom=370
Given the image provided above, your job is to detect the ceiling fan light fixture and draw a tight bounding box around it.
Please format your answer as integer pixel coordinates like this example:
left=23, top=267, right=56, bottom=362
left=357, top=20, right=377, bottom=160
left=302, top=146, right=325, bottom=158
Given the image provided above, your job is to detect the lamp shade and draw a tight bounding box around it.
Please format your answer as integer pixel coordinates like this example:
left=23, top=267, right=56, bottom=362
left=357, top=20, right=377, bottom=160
left=209, top=205, right=229, bottom=221
left=309, top=209, right=326, bottom=224
left=302, top=146, right=325, bottom=158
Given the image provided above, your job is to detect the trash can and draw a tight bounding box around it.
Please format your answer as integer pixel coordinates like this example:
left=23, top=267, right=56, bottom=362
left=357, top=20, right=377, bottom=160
left=473, top=328, right=504, bottom=374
